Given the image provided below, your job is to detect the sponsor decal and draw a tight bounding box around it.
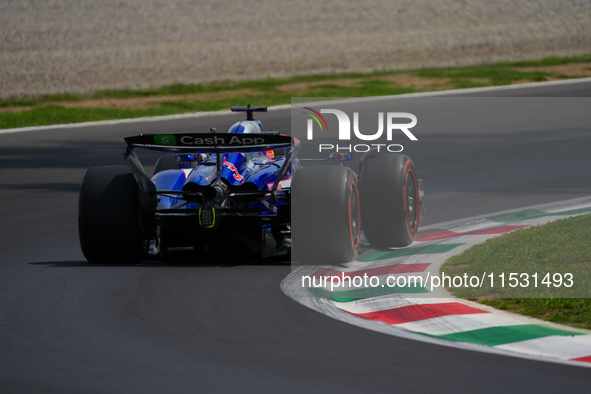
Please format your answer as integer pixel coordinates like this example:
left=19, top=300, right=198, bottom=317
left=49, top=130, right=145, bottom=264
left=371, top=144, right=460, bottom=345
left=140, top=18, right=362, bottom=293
left=222, top=157, right=244, bottom=180
left=154, top=134, right=177, bottom=146
left=179, top=135, right=266, bottom=146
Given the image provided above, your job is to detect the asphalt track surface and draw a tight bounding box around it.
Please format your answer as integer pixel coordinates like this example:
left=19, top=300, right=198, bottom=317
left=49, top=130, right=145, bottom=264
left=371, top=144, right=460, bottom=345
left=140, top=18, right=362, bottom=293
left=1, top=81, right=591, bottom=392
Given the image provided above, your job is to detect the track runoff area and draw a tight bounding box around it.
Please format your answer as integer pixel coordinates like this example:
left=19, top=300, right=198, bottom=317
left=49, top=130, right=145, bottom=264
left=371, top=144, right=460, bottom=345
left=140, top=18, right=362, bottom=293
left=285, top=88, right=591, bottom=368
left=5, top=78, right=590, bottom=368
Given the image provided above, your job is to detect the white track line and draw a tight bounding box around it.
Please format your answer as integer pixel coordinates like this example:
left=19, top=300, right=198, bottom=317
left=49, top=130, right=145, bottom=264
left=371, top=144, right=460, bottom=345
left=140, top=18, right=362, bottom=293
left=2, top=77, right=590, bottom=135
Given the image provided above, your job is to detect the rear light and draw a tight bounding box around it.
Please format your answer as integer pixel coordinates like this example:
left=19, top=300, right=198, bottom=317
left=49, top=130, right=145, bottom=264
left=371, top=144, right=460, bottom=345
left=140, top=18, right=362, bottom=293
left=199, top=207, right=216, bottom=228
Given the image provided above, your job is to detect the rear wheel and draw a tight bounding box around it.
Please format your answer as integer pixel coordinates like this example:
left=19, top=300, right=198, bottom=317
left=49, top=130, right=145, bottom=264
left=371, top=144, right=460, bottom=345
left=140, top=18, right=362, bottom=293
left=359, top=153, right=419, bottom=248
left=78, top=166, right=144, bottom=263
left=291, top=166, right=360, bottom=265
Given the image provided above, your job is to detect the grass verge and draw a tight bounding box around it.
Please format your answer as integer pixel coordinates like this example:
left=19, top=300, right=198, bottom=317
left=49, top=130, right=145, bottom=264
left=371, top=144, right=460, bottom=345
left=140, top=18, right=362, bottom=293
left=442, top=214, right=591, bottom=329
left=1, top=54, right=591, bottom=129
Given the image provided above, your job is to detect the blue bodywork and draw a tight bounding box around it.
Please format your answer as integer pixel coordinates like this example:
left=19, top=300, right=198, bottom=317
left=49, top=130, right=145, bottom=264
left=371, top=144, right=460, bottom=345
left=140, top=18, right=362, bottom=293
left=152, top=152, right=295, bottom=214
left=121, top=107, right=299, bottom=257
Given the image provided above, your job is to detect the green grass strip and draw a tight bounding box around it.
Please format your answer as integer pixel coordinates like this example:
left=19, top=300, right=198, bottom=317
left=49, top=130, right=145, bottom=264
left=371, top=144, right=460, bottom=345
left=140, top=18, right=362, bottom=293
left=479, top=298, right=591, bottom=329
left=2, top=54, right=591, bottom=129
left=488, top=207, right=591, bottom=223
left=307, top=283, right=428, bottom=303
left=443, top=213, right=591, bottom=328
left=357, top=243, right=464, bottom=262
left=436, top=324, right=581, bottom=346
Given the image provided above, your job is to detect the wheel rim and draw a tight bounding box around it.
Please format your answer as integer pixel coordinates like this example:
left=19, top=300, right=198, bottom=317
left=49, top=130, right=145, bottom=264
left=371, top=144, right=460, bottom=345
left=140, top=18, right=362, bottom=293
left=349, top=178, right=360, bottom=250
left=405, top=170, right=418, bottom=232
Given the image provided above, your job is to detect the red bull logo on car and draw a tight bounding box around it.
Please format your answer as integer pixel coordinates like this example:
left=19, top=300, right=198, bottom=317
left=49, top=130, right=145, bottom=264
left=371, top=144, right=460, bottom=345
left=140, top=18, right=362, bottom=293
left=223, top=157, right=244, bottom=180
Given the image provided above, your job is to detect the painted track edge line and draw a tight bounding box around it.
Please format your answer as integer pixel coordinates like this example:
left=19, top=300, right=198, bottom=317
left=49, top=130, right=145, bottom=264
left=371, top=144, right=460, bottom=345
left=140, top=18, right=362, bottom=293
left=281, top=273, right=591, bottom=369
left=281, top=197, right=591, bottom=369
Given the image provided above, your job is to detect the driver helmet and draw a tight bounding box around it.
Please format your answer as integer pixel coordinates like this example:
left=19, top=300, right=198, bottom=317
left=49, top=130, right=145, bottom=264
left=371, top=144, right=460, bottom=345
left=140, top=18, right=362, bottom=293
left=227, top=120, right=273, bottom=160
left=227, top=120, right=263, bottom=134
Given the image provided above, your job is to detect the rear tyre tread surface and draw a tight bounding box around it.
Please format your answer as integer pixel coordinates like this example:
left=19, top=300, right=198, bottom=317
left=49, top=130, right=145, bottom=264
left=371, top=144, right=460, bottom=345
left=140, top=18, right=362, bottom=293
left=359, top=153, right=418, bottom=249
left=292, top=165, right=360, bottom=265
left=78, top=165, right=143, bottom=263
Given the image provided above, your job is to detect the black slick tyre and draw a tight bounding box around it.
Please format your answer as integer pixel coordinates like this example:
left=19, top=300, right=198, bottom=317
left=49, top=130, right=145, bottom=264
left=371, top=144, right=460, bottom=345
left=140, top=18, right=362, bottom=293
left=359, top=153, right=419, bottom=248
left=78, top=166, right=143, bottom=263
left=291, top=166, right=360, bottom=265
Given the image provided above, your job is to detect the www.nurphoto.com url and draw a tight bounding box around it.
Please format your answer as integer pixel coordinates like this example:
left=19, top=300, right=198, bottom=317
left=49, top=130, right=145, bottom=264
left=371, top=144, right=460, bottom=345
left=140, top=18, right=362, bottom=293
left=302, top=272, right=574, bottom=292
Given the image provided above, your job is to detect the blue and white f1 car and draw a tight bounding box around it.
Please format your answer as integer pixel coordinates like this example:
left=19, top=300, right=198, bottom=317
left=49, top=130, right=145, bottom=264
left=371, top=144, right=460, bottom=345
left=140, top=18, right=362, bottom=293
left=78, top=105, right=425, bottom=264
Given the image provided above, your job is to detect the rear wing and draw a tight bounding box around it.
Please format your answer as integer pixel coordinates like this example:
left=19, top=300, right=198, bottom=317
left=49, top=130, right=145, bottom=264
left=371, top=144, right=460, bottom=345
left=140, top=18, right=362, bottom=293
left=123, top=133, right=299, bottom=210
left=125, top=133, right=293, bottom=153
